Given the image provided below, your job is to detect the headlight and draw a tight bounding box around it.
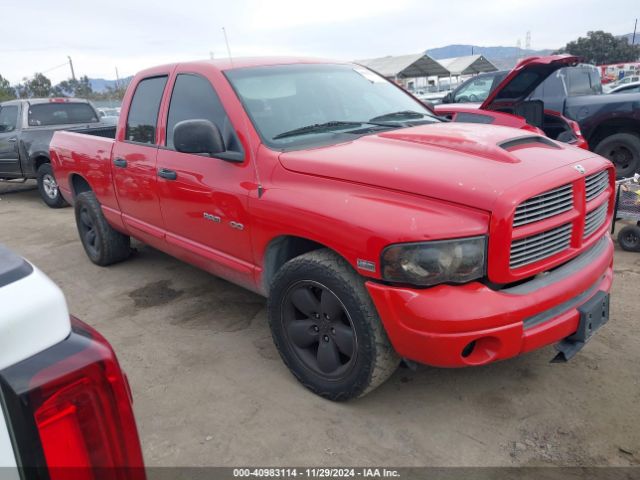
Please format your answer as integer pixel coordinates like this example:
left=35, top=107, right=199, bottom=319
left=381, top=236, right=486, bottom=287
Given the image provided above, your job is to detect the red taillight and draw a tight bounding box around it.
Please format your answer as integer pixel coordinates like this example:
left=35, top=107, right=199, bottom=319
left=49, top=98, right=70, bottom=103
left=28, top=318, right=145, bottom=479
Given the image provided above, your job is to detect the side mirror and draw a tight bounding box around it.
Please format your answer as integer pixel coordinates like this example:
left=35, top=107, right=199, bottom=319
left=442, top=92, right=453, bottom=104
left=173, top=119, right=225, bottom=156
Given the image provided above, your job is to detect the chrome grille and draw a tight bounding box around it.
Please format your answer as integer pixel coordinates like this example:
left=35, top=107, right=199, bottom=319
left=510, top=223, right=573, bottom=269
left=585, top=170, right=609, bottom=202
left=583, top=203, right=608, bottom=238
left=513, top=184, right=573, bottom=227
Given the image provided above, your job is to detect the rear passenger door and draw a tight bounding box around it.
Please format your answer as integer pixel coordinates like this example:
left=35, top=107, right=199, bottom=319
left=156, top=71, right=255, bottom=277
left=112, top=75, right=168, bottom=245
left=0, top=104, right=21, bottom=177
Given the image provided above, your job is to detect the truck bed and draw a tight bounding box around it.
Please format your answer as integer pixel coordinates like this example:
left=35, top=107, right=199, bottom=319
left=50, top=129, right=118, bottom=209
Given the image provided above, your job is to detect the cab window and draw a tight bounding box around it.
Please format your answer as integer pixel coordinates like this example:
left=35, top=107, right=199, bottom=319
left=125, top=76, right=168, bottom=144
left=0, top=105, right=18, bottom=132
left=166, top=73, right=240, bottom=152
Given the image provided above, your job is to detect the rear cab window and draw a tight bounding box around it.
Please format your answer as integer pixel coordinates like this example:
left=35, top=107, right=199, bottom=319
left=27, top=102, right=98, bottom=126
left=0, top=105, right=19, bottom=132
left=125, top=76, right=168, bottom=144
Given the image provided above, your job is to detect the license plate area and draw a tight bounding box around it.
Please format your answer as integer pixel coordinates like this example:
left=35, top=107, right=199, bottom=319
left=552, top=291, right=610, bottom=362
left=570, top=291, right=610, bottom=343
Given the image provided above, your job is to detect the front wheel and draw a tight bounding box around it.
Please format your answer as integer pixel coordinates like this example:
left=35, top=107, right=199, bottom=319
left=594, top=133, right=640, bottom=178
left=37, top=163, right=68, bottom=208
left=268, top=249, right=400, bottom=401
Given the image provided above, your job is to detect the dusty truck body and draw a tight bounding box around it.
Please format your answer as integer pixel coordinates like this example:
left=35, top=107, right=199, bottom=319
left=51, top=58, right=615, bottom=400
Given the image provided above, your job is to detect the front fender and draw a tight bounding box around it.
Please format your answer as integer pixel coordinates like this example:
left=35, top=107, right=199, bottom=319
left=250, top=169, right=490, bottom=285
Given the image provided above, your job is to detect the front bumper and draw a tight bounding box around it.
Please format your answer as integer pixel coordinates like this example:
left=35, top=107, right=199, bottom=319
left=366, top=235, right=614, bottom=367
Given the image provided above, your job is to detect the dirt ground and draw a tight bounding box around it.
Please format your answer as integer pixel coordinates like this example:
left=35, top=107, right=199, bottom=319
left=1, top=181, right=639, bottom=467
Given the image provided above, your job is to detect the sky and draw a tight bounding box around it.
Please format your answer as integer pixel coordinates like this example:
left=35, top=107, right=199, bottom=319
left=1, top=0, right=637, bottom=85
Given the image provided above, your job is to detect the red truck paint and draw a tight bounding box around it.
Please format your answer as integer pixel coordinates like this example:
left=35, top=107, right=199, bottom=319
left=51, top=57, right=614, bottom=372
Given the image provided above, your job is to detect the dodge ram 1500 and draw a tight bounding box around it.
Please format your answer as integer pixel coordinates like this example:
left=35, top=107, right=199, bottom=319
left=51, top=58, right=615, bottom=400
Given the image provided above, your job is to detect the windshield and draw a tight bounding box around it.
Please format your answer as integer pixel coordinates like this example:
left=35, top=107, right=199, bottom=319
left=453, top=72, right=506, bottom=103
left=28, top=102, right=99, bottom=126
left=225, top=63, right=439, bottom=149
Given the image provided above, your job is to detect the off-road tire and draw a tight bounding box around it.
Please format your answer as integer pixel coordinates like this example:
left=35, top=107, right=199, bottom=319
left=37, top=163, right=68, bottom=208
left=618, top=225, right=640, bottom=252
left=268, top=249, right=400, bottom=401
left=75, top=191, right=131, bottom=266
left=594, top=133, right=640, bottom=179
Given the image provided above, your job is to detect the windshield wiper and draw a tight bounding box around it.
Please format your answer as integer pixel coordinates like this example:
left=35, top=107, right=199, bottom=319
left=369, top=110, right=428, bottom=122
left=273, top=120, right=395, bottom=140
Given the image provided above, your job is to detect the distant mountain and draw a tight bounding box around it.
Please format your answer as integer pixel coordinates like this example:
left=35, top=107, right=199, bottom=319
left=88, top=76, right=133, bottom=93
left=618, top=33, right=640, bottom=45
left=426, top=44, right=554, bottom=71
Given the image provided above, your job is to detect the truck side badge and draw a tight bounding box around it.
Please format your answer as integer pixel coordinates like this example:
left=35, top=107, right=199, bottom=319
left=357, top=259, right=376, bottom=273
left=203, top=212, right=221, bottom=223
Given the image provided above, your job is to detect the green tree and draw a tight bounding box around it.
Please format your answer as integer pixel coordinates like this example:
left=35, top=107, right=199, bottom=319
left=16, top=73, right=53, bottom=98
left=0, top=74, right=16, bottom=101
left=53, top=75, right=94, bottom=98
left=556, top=31, right=640, bottom=64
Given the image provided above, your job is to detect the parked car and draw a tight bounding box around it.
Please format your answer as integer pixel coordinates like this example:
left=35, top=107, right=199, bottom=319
left=607, top=81, right=640, bottom=94
left=51, top=58, right=614, bottom=400
left=436, top=57, right=594, bottom=151
left=0, top=98, right=114, bottom=207
left=438, top=57, right=640, bottom=177
left=98, top=107, right=121, bottom=125
left=0, top=244, right=144, bottom=476
left=603, top=75, right=640, bottom=93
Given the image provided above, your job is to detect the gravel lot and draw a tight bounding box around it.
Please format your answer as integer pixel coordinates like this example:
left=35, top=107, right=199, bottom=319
left=1, top=181, right=639, bottom=467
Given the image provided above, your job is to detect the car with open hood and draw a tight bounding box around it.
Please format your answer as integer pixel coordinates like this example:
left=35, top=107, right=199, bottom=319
left=436, top=55, right=589, bottom=151
left=437, top=56, right=640, bottom=177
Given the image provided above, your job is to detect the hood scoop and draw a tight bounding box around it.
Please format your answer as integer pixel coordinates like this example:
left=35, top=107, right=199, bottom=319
left=499, top=136, right=560, bottom=152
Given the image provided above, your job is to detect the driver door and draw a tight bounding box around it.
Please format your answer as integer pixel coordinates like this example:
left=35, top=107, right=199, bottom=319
left=155, top=71, right=255, bottom=280
left=0, top=104, right=21, bottom=177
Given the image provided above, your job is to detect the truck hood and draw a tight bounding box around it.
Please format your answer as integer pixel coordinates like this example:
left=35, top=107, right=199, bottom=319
left=279, top=122, right=596, bottom=211
left=480, top=55, right=581, bottom=110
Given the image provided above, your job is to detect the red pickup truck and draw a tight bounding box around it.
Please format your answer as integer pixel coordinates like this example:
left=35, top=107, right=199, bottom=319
left=51, top=58, right=615, bottom=400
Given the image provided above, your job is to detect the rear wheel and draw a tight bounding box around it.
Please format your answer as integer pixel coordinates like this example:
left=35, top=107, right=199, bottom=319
left=268, top=249, right=399, bottom=401
left=37, top=163, right=68, bottom=208
left=75, top=191, right=131, bottom=266
left=618, top=225, right=640, bottom=252
left=594, top=133, right=640, bottom=178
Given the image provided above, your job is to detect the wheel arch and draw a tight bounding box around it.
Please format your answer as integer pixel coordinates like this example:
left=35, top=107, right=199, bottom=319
left=69, top=174, right=93, bottom=199
left=588, top=118, right=640, bottom=148
left=262, top=235, right=348, bottom=295
left=31, top=153, right=50, bottom=172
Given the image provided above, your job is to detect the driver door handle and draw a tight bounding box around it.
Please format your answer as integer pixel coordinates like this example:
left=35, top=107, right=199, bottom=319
left=158, top=168, right=177, bottom=181
left=7, top=137, right=17, bottom=143
left=113, top=158, right=127, bottom=168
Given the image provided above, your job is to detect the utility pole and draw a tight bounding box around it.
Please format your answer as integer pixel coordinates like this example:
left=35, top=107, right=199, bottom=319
left=633, top=19, right=638, bottom=46
left=68, top=56, right=76, bottom=81
left=115, top=67, right=120, bottom=90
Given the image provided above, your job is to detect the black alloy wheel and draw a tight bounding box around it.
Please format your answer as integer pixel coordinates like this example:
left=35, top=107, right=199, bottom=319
left=282, top=280, right=357, bottom=378
left=78, top=204, right=100, bottom=258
